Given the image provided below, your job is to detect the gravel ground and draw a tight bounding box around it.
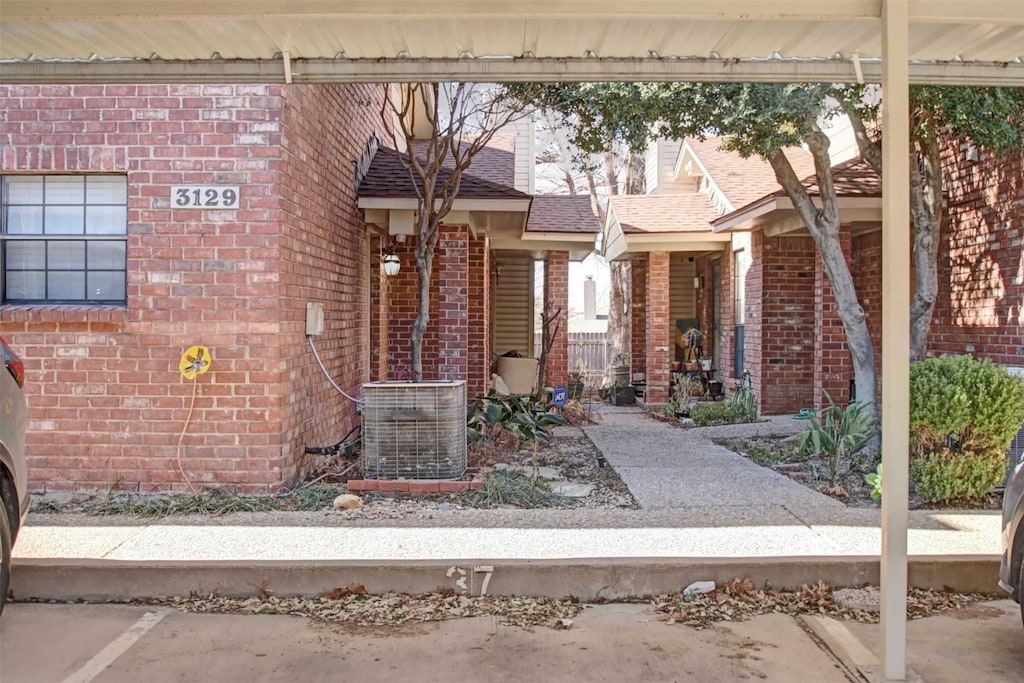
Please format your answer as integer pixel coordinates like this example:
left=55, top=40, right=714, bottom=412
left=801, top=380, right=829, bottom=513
left=29, top=428, right=638, bottom=523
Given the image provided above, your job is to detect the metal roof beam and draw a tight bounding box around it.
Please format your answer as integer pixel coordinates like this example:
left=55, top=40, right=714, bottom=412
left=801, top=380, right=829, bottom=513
left=2, top=57, right=1023, bottom=86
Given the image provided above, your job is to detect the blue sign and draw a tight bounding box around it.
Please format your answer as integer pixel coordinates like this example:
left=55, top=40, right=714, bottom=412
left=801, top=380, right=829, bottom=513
left=552, top=385, right=568, bottom=408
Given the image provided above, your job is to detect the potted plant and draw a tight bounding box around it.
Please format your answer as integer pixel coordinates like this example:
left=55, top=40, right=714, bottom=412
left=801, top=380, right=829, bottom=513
left=611, top=349, right=630, bottom=388
left=699, top=356, right=713, bottom=372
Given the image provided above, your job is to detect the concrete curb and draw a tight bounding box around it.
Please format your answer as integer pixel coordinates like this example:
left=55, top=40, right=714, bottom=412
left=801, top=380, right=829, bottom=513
left=12, top=554, right=1000, bottom=603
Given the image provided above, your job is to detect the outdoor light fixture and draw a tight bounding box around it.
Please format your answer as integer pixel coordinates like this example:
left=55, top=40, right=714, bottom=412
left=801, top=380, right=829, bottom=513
left=381, top=245, right=401, bottom=277
left=693, top=275, right=704, bottom=289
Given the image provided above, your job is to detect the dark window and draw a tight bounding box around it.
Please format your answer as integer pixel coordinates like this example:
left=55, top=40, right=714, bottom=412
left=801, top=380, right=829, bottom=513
left=1, top=175, right=127, bottom=304
left=733, top=248, right=750, bottom=378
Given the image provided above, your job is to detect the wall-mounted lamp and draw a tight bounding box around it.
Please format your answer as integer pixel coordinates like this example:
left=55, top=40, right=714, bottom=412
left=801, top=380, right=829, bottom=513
left=381, top=245, right=401, bottom=277
left=490, top=262, right=503, bottom=282
left=693, top=274, right=704, bottom=290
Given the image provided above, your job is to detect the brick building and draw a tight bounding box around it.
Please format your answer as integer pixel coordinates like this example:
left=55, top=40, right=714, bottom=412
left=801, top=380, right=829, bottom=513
left=620, top=135, right=1022, bottom=414
left=0, top=83, right=599, bottom=493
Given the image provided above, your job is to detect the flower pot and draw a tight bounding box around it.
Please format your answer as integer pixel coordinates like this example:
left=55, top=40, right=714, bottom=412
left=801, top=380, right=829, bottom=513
left=699, top=359, right=712, bottom=372
left=671, top=361, right=681, bottom=372
left=611, top=385, right=635, bottom=406
left=567, top=381, right=584, bottom=400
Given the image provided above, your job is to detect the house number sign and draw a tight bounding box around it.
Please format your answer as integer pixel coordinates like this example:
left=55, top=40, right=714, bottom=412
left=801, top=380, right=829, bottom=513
left=171, top=185, right=240, bottom=209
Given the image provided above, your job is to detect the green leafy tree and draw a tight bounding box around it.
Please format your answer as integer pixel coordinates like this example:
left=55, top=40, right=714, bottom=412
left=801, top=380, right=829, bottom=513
left=504, top=82, right=1024, bottom=437
left=504, top=82, right=880, bottom=434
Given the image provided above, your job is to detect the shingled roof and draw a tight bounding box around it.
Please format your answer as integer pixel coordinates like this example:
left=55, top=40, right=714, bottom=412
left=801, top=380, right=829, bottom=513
left=526, top=195, right=601, bottom=234
left=608, top=194, right=720, bottom=234
left=684, top=136, right=817, bottom=209
left=358, top=145, right=529, bottom=200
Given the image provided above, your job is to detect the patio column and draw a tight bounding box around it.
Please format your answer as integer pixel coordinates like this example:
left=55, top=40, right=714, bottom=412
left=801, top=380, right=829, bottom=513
left=370, top=234, right=389, bottom=380
left=881, top=0, right=911, bottom=679
left=630, top=255, right=647, bottom=379
left=467, top=236, right=491, bottom=399
left=436, top=223, right=470, bottom=382
left=543, top=250, right=569, bottom=387
left=813, top=225, right=854, bottom=409
left=645, top=251, right=672, bottom=404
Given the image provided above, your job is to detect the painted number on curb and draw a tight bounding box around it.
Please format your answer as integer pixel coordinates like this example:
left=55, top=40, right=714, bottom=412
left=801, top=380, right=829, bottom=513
left=446, top=565, right=495, bottom=596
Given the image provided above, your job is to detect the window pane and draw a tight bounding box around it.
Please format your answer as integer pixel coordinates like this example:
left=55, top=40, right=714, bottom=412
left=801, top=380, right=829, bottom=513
left=45, top=176, right=85, bottom=204
left=85, top=205, right=127, bottom=235
left=5, top=205, right=43, bottom=234
left=6, top=177, right=43, bottom=204
left=6, top=271, right=45, bottom=300
left=86, top=176, right=127, bottom=204
left=44, top=206, right=84, bottom=234
left=5, top=241, right=45, bottom=269
left=87, top=271, right=126, bottom=301
left=48, top=241, right=86, bottom=269
left=47, top=271, right=85, bottom=300
left=87, top=241, right=126, bottom=269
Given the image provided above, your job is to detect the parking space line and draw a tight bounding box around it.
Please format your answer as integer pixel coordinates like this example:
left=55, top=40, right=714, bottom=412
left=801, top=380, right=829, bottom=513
left=59, top=608, right=171, bottom=683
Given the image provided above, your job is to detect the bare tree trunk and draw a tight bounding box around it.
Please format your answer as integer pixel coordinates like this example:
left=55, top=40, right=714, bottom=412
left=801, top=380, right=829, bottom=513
left=411, top=214, right=438, bottom=382
left=849, top=108, right=940, bottom=363
left=586, top=163, right=631, bottom=381
left=768, top=133, right=878, bottom=438
left=909, top=122, right=942, bottom=363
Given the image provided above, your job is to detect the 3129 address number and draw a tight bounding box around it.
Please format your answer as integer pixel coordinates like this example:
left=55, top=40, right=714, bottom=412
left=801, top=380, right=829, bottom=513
left=171, top=185, right=240, bottom=209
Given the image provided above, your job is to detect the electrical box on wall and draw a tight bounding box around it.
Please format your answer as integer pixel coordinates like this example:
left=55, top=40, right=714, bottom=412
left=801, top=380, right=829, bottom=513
left=306, top=302, right=325, bottom=335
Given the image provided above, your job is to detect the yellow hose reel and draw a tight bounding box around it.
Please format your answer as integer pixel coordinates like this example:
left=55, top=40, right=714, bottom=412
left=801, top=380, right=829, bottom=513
left=179, top=345, right=212, bottom=380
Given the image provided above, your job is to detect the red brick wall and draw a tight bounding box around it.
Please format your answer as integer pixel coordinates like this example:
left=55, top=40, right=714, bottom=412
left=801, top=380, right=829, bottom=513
left=543, top=251, right=569, bottom=387
left=813, top=228, right=854, bottom=408
left=0, top=83, right=382, bottom=492
left=851, top=229, right=883, bottom=381
left=467, top=236, right=491, bottom=398
left=278, top=84, right=384, bottom=477
left=720, top=250, right=736, bottom=384
left=644, top=252, right=672, bottom=403
left=929, top=146, right=1024, bottom=365
left=377, top=235, right=440, bottom=379
left=437, top=224, right=470, bottom=382
left=746, top=233, right=765, bottom=402
left=630, top=256, right=647, bottom=375
left=756, top=235, right=817, bottom=414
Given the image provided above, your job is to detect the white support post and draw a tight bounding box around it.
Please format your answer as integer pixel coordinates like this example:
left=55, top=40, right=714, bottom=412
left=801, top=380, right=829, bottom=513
left=880, top=0, right=911, bottom=680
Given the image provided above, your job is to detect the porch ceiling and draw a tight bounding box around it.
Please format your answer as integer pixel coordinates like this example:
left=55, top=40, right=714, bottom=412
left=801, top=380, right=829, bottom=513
left=2, top=1, right=1022, bottom=85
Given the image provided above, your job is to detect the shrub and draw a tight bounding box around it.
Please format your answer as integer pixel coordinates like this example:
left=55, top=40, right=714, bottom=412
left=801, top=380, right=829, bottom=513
left=911, top=449, right=1006, bottom=505
left=728, top=386, right=758, bottom=422
left=798, top=393, right=874, bottom=485
left=689, top=402, right=738, bottom=425
left=467, top=394, right=566, bottom=445
left=909, top=355, right=1024, bottom=458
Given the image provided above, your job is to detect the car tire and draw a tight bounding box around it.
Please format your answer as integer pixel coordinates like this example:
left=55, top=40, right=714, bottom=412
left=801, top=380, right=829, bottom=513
left=0, top=501, right=11, bottom=617
left=1019, top=547, right=1024, bottom=630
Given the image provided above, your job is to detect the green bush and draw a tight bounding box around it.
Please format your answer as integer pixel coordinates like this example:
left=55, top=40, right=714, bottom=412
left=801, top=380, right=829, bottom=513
left=909, top=355, right=1024, bottom=458
left=728, top=386, right=758, bottom=422
left=467, top=394, right=566, bottom=444
left=911, top=449, right=1006, bottom=505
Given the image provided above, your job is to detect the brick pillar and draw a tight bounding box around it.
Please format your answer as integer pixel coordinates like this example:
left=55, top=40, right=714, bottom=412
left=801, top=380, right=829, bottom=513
left=645, top=252, right=672, bottom=404
left=720, top=251, right=735, bottom=383
left=543, top=251, right=569, bottom=387
left=759, top=235, right=816, bottom=413
left=813, top=226, right=854, bottom=409
left=467, top=237, right=491, bottom=398
left=630, top=256, right=647, bottom=377
left=436, top=224, right=470, bottom=382
left=370, top=234, right=390, bottom=381
left=746, top=232, right=765, bottom=404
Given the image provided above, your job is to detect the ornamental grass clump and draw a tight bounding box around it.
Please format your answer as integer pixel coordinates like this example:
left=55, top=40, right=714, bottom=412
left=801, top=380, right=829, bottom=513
left=909, top=355, right=1024, bottom=505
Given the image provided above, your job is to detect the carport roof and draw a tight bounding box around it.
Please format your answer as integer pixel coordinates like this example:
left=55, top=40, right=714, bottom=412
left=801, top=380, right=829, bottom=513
left=1, top=1, right=1022, bottom=85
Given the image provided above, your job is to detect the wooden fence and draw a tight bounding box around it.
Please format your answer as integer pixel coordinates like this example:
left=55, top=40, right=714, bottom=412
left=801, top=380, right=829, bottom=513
left=535, top=331, right=609, bottom=386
